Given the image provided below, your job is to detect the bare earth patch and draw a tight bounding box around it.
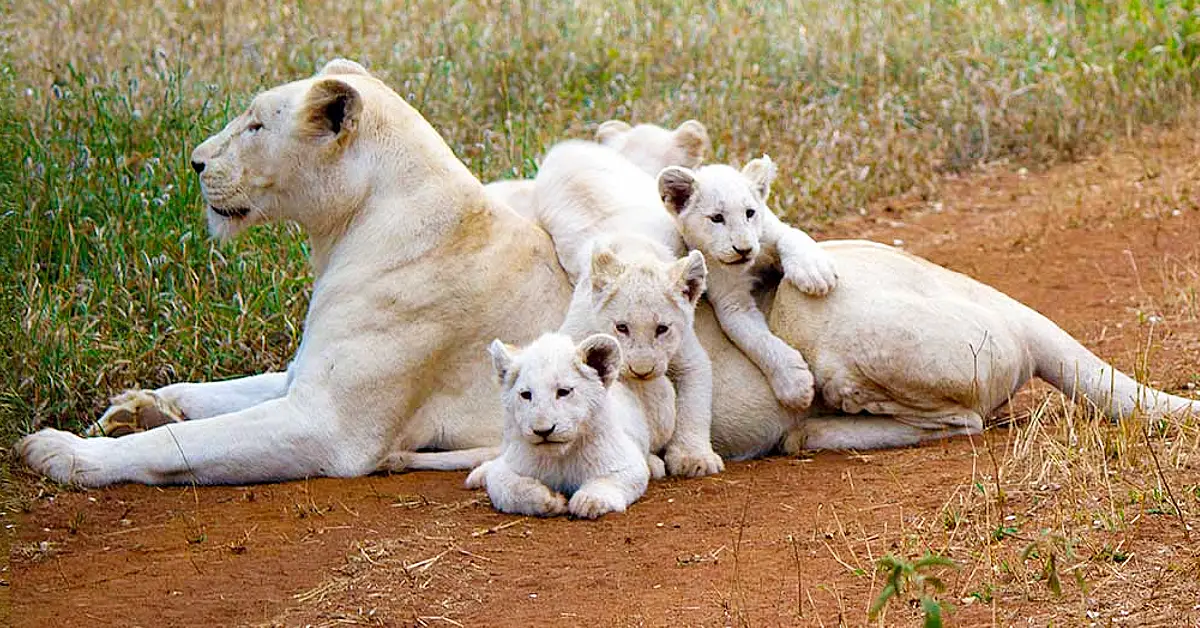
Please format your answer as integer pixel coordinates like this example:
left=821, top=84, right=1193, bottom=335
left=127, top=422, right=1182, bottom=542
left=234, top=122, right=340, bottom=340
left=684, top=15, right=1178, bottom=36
left=10, top=124, right=1200, bottom=627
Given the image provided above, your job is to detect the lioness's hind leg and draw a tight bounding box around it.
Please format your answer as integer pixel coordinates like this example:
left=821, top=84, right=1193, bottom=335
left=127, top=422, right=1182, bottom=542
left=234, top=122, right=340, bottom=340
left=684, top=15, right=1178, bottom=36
left=86, top=390, right=186, bottom=437
left=797, top=412, right=982, bottom=451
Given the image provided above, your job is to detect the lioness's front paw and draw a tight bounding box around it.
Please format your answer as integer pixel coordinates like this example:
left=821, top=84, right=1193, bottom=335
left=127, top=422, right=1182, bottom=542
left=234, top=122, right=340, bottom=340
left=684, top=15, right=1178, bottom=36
left=86, top=390, right=186, bottom=437
left=19, top=429, right=112, bottom=487
left=568, top=487, right=627, bottom=519
left=769, top=360, right=816, bottom=409
left=665, top=445, right=725, bottom=478
left=783, top=250, right=838, bottom=296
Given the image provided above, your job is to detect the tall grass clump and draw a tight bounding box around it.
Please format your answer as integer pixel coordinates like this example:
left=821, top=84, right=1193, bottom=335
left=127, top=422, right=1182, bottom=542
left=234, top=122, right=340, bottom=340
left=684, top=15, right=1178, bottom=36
left=2, top=0, right=1199, bottom=434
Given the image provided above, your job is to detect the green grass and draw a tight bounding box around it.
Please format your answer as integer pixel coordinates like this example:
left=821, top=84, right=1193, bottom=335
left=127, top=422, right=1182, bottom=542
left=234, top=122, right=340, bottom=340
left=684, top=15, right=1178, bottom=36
left=2, top=0, right=1200, bottom=436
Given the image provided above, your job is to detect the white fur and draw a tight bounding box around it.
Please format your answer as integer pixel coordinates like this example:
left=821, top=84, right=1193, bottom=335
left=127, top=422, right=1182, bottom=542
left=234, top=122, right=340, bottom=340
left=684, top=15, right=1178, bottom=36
left=534, top=140, right=724, bottom=477
left=658, top=157, right=837, bottom=409
left=18, top=67, right=1200, bottom=488
left=465, top=333, right=659, bottom=518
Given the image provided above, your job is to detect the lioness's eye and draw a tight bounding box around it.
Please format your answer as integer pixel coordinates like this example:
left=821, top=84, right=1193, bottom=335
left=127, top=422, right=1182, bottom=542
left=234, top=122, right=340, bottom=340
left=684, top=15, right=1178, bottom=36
left=247, top=121, right=264, bottom=132
left=519, top=390, right=532, bottom=400
left=746, top=208, right=756, bottom=218
left=556, top=388, right=572, bottom=398
left=655, top=324, right=669, bottom=336
left=709, top=214, right=725, bottom=224
left=615, top=323, right=629, bottom=334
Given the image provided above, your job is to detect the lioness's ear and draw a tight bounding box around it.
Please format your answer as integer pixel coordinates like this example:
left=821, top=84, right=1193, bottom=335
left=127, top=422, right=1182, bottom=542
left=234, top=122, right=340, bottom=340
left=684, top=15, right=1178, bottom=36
left=299, top=78, right=362, bottom=142
left=595, top=120, right=632, bottom=145
left=674, top=120, right=710, bottom=168
left=658, top=167, right=698, bottom=215
left=318, top=58, right=371, bottom=77
left=578, top=334, right=622, bottom=388
left=590, top=244, right=625, bottom=294
left=672, top=250, right=708, bottom=305
left=741, top=154, right=777, bottom=202
left=487, top=339, right=517, bottom=386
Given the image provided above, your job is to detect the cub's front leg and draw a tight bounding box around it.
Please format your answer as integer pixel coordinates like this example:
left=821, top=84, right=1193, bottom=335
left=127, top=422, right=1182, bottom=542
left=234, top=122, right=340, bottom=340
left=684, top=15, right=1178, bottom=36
left=762, top=212, right=837, bottom=296
left=568, top=463, right=649, bottom=519
left=709, top=279, right=815, bottom=410
left=664, top=332, right=725, bottom=478
left=471, top=458, right=568, bottom=517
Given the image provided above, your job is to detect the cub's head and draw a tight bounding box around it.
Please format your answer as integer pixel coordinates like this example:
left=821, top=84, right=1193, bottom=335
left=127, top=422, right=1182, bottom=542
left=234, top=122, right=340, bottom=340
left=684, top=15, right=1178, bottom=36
left=489, top=333, right=622, bottom=449
left=190, top=59, right=380, bottom=240
left=595, top=119, right=710, bottom=177
left=588, top=245, right=707, bottom=380
left=657, top=156, right=777, bottom=266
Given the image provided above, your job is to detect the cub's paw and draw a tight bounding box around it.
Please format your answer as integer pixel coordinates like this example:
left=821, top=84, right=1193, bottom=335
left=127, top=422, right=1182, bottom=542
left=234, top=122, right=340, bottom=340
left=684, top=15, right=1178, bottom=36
left=18, top=429, right=111, bottom=487
left=568, top=486, right=627, bottom=519
left=782, top=249, right=838, bottom=296
left=769, top=358, right=816, bottom=409
left=464, top=461, right=493, bottom=490
left=665, top=445, right=725, bottom=478
left=491, top=477, right=568, bottom=517
left=647, top=454, right=667, bottom=480
left=86, top=390, right=186, bottom=437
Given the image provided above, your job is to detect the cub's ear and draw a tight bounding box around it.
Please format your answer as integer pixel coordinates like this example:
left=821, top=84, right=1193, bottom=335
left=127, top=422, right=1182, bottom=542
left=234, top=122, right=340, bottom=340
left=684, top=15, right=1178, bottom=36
left=741, top=154, right=777, bottom=202
left=658, top=166, right=698, bottom=215
left=577, top=334, right=623, bottom=388
left=590, top=243, right=626, bottom=294
left=299, top=78, right=363, bottom=142
left=317, top=58, right=371, bottom=77
left=595, top=120, right=632, bottom=145
left=487, top=339, right=518, bottom=386
left=672, top=250, right=708, bottom=305
left=674, top=119, right=710, bottom=168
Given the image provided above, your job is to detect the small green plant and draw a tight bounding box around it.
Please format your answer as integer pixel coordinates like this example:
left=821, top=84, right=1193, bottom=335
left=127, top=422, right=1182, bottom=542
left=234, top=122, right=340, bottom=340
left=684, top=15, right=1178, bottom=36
left=869, top=552, right=957, bottom=627
left=1020, top=533, right=1082, bottom=596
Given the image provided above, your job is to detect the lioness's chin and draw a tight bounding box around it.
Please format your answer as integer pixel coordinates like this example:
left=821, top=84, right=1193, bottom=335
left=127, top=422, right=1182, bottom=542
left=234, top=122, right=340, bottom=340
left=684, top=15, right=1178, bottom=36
left=206, top=207, right=257, bottom=240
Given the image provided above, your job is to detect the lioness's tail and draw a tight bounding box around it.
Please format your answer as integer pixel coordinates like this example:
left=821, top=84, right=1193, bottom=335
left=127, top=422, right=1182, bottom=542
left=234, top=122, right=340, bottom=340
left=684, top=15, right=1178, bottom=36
left=1024, top=310, right=1200, bottom=420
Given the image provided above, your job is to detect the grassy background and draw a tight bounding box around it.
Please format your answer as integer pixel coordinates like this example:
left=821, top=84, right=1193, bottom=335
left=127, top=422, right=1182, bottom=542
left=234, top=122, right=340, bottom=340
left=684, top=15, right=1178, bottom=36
left=2, top=0, right=1200, bottom=438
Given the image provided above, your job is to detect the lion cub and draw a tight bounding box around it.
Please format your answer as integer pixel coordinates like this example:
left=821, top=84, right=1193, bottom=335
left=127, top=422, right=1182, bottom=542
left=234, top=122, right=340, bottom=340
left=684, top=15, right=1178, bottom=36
left=658, top=156, right=837, bottom=409
left=466, top=333, right=665, bottom=519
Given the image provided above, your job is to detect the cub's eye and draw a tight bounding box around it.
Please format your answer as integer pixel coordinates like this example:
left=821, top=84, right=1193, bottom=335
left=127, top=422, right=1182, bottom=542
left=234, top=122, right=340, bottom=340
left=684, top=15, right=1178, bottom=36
left=615, top=323, right=629, bottom=334
left=247, top=121, right=264, bottom=132
left=556, top=388, right=573, bottom=398
left=655, top=324, right=670, bottom=336
left=709, top=214, right=725, bottom=224
left=746, top=208, right=756, bottom=218
left=519, top=390, right=532, bottom=400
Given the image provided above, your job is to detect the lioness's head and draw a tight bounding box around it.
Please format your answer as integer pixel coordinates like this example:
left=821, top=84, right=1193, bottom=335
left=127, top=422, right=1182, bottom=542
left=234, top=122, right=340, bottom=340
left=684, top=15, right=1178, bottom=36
left=587, top=245, right=707, bottom=380
left=595, top=119, right=710, bottom=177
left=190, top=59, right=399, bottom=240
left=657, top=156, right=777, bottom=266
left=489, top=333, right=622, bottom=449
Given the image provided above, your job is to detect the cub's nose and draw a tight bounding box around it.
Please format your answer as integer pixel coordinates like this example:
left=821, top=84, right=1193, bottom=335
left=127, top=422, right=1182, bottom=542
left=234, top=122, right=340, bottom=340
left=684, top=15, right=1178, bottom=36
left=733, top=246, right=752, bottom=257
left=191, top=160, right=206, bottom=174
left=532, top=425, right=556, bottom=439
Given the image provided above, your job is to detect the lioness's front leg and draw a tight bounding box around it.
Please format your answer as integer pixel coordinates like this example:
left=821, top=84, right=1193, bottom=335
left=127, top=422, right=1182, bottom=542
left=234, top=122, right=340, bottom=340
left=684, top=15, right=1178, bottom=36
left=711, top=286, right=814, bottom=410
left=762, top=212, right=837, bottom=296
left=88, top=371, right=291, bottom=436
left=664, top=332, right=725, bottom=477
left=20, top=392, right=377, bottom=487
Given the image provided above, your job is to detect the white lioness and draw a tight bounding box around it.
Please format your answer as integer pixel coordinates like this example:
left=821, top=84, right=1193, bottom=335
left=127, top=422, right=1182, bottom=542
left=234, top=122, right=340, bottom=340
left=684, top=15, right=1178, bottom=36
left=466, top=333, right=662, bottom=518
left=658, top=155, right=835, bottom=409
left=535, top=139, right=722, bottom=477
left=19, top=61, right=1200, bottom=488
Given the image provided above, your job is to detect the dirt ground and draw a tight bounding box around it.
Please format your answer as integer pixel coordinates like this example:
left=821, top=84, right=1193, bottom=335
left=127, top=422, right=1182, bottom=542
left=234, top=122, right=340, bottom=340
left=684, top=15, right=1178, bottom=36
left=8, top=125, right=1200, bottom=627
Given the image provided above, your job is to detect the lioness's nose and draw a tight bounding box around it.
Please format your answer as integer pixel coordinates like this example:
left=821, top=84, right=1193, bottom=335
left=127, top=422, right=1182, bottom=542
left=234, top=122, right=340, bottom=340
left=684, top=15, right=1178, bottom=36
left=733, top=246, right=752, bottom=257
left=191, top=160, right=206, bottom=174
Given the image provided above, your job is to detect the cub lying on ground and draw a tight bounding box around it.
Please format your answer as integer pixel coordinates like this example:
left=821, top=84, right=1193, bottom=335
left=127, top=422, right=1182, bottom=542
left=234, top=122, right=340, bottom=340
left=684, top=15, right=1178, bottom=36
left=659, top=156, right=836, bottom=409
left=466, top=333, right=661, bottom=518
